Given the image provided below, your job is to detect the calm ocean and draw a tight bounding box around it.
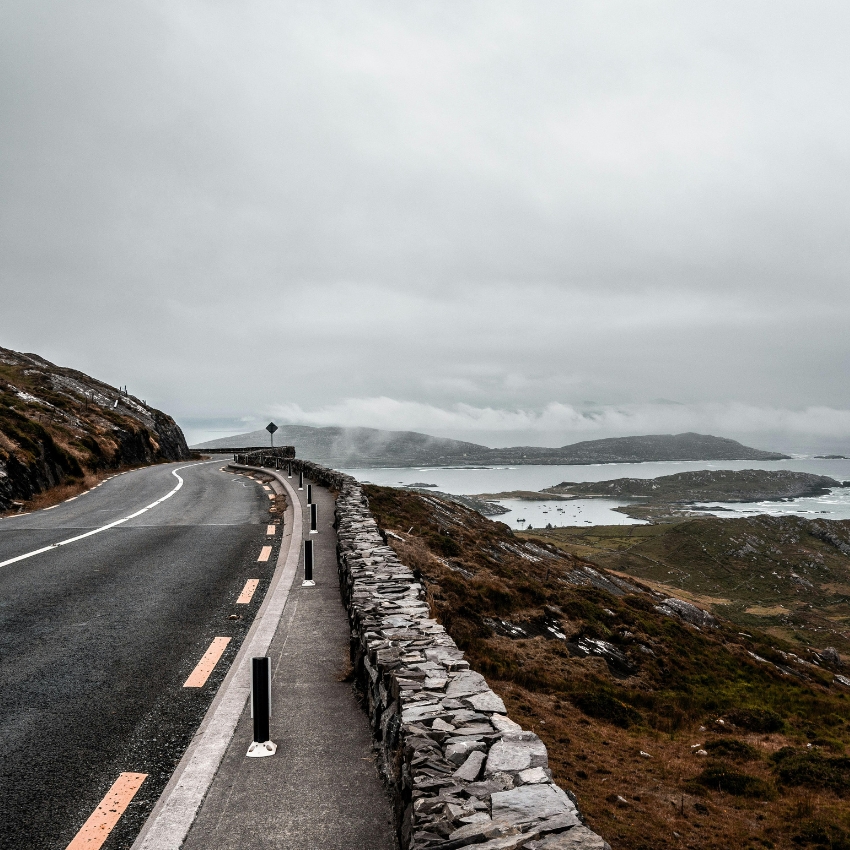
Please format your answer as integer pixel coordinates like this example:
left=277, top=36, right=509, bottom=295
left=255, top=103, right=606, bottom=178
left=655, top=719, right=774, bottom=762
left=340, top=458, right=850, bottom=529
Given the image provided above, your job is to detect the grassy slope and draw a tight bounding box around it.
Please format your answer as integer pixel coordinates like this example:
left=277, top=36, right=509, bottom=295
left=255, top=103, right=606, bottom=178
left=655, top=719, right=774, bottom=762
left=365, top=485, right=850, bottom=850
left=523, top=518, right=850, bottom=656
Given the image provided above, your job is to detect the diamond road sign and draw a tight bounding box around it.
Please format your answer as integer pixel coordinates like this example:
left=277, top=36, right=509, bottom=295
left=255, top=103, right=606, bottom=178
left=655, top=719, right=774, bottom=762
left=266, top=422, right=278, bottom=434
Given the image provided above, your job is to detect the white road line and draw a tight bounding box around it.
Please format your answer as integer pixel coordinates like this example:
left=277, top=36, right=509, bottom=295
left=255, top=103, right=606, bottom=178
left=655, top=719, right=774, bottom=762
left=0, top=462, right=212, bottom=570
left=131, top=465, right=302, bottom=850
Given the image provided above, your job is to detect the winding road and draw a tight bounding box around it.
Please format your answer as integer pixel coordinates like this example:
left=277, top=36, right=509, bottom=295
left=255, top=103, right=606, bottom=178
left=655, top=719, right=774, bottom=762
left=0, top=461, right=277, bottom=849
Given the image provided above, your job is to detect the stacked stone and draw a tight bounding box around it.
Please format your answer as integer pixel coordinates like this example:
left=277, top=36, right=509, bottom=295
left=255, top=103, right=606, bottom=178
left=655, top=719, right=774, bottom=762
left=312, top=468, right=610, bottom=850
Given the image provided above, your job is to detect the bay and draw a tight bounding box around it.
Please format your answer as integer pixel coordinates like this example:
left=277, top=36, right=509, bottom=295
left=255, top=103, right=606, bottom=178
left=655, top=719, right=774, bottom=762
left=341, top=458, right=850, bottom=528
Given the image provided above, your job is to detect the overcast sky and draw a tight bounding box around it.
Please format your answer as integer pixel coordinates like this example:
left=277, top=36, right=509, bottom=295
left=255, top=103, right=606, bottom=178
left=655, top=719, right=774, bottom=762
left=2, top=2, right=849, bottom=451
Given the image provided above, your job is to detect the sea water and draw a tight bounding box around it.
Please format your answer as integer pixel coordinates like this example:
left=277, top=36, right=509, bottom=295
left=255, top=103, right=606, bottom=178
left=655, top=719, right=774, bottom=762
left=340, top=458, right=850, bottom=528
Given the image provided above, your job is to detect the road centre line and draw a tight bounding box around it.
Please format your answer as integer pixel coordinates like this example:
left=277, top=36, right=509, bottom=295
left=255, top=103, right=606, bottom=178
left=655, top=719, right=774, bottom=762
left=184, top=637, right=231, bottom=688
left=0, top=462, right=212, bottom=570
left=66, top=772, right=147, bottom=850
left=267, top=524, right=276, bottom=535
left=236, top=579, right=260, bottom=604
left=130, top=464, right=302, bottom=850
left=258, top=545, right=272, bottom=562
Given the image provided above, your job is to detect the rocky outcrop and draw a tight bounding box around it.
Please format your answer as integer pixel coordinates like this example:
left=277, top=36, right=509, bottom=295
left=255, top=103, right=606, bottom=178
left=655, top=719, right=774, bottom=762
left=283, top=458, right=609, bottom=850
left=0, top=346, right=190, bottom=511
left=546, top=469, right=841, bottom=503
left=653, top=597, right=716, bottom=629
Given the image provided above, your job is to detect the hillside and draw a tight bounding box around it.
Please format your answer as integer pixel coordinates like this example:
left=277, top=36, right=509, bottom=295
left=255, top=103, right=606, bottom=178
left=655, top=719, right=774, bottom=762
left=0, top=347, right=189, bottom=512
left=195, top=426, right=788, bottom=467
left=194, top=424, right=485, bottom=466
left=546, top=469, right=842, bottom=503
left=487, top=432, right=790, bottom=465
left=366, top=485, right=850, bottom=850
left=523, top=516, right=850, bottom=656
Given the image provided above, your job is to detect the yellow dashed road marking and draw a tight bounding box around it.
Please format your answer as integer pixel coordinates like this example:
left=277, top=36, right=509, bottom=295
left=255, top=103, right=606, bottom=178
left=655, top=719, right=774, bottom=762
left=258, top=545, right=272, bottom=562
left=183, top=637, right=231, bottom=688
left=236, top=579, right=260, bottom=604
left=66, top=772, right=147, bottom=850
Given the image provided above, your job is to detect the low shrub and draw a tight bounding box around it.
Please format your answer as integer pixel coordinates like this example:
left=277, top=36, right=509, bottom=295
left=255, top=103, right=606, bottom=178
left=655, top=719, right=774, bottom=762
left=726, top=707, right=785, bottom=733
left=573, top=690, right=642, bottom=729
left=772, top=748, right=850, bottom=794
left=427, top=533, right=462, bottom=557
left=687, top=763, right=775, bottom=799
left=703, top=738, right=761, bottom=761
left=793, top=818, right=850, bottom=849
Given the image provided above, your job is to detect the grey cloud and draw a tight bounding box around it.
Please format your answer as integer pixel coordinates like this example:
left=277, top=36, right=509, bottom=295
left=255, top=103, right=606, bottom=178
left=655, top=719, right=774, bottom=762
left=1, top=1, right=849, bottom=449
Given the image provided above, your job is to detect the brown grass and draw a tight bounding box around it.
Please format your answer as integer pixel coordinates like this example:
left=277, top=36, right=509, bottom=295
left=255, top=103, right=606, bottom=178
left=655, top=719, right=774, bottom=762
left=364, top=484, right=850, bottom=850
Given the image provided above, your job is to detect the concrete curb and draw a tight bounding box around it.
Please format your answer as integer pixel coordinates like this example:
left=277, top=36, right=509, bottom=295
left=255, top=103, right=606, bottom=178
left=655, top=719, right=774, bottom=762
left=131, top=465, right=302, bottom=850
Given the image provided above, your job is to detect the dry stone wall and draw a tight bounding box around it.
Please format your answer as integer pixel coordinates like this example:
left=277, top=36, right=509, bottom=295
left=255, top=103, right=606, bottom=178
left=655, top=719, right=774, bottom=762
left=283, top=458, right=611, bottom=850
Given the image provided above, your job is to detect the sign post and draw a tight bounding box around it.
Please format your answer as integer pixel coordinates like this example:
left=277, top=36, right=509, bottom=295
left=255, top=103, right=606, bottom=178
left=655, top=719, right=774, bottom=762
left=265, top=421, right=278, bottom=448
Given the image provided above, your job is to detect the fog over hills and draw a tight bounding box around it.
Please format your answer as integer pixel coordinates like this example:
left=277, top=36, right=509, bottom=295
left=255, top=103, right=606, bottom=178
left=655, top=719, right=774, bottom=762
left=193, top=426, right=788, bottom=467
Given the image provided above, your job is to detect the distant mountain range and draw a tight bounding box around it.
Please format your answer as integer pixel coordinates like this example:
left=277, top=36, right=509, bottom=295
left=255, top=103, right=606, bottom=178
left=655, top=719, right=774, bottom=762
left=193, top=425, right=789, bottom=467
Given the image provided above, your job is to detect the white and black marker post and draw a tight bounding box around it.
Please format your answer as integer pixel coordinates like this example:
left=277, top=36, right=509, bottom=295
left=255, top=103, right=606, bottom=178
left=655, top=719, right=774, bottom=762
left=246, top=657, right=276, bottom=757
left=298, top=471, right=303, bottom=490
left=307, top=483, right=312, bottom=505
left=310, top=502, right=318, bottom=534
left=288, top=462, right=292, bottom=479
left=302, top=539, right=315, bottom=587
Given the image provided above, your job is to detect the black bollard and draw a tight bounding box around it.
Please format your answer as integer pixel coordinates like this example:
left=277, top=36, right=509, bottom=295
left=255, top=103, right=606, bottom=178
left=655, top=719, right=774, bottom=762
left=288, top=462, right=292, bottom=479
left=298, top=471, right=303, bottom=490
left=246, top=657, right=276, bottom=757
left=307, top=483, right=312, bottom=505
left=302, top=539, right=315, bottom=586
left=310, top=502, right=318, bottom=534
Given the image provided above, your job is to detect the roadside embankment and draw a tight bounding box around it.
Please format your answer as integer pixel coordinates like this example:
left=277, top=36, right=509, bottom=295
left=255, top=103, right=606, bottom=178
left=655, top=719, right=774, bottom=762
left=0, top=346, right=189, bottom=512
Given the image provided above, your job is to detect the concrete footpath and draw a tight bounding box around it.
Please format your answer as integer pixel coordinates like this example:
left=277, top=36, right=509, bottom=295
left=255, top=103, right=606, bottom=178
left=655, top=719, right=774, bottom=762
left=180, top=472, right=397, bottom=849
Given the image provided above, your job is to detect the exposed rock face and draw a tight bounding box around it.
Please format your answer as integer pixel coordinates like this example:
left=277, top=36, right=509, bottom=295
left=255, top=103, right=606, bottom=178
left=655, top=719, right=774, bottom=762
left=280, top=457, right=611, bottom=850
left=653, top=598, right=716, bottom=629
left=0, top=347, right=190, bottom=511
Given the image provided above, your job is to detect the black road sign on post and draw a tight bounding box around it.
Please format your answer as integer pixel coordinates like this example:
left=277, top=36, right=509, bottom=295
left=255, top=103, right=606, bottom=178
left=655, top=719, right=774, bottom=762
left=266, top=421, right=278, bottom=447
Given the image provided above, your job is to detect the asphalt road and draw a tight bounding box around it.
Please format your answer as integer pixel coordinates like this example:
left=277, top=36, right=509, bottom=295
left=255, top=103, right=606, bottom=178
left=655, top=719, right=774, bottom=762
left=0, top=461, right=278, bottom=850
